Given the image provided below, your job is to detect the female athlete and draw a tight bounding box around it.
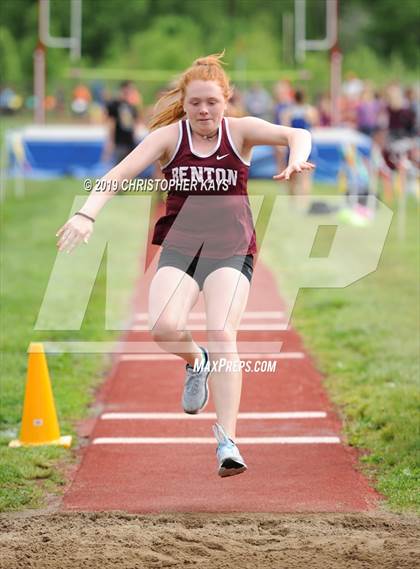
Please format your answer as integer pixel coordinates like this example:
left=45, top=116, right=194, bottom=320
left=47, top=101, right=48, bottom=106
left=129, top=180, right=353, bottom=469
left=56, top=53, right=314, bottom=478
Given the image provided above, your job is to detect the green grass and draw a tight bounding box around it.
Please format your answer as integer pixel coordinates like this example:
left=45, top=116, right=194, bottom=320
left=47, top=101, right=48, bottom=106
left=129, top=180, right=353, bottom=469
left=0, top=178, right=151, bottom=511
left=254, top=181, right=420, bottom=513
left=0, top=176, right=418, bottom=513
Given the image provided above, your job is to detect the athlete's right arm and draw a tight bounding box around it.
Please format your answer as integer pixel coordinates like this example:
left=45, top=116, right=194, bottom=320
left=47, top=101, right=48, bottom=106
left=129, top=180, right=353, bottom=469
left=56, top=124, right=178, bottom=253
left=80, top=124, right=176, bottom=218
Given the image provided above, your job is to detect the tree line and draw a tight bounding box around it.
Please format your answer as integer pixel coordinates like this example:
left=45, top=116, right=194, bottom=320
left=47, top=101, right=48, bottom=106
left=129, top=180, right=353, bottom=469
left=0, top=0, right=418, bottom=92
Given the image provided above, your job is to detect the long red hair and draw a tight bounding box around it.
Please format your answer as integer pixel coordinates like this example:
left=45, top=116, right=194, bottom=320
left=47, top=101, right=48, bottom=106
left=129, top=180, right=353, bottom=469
left=149, top=52, right=232, bottom=131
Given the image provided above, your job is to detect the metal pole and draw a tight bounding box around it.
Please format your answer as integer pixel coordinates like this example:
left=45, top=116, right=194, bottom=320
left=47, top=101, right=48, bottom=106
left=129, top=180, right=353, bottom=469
left=34, top=41, right=46, bottom=124
left=39, top=0, right=82, bottom=58
left=294, top=0, right=306, bottom=63
left=70, top=0, right=82, bottom=60
left=329, top=0, right=341, bottom=125
left=295, top=0, right=338, bottom=62
left=330, top=46, right=342, bottom=125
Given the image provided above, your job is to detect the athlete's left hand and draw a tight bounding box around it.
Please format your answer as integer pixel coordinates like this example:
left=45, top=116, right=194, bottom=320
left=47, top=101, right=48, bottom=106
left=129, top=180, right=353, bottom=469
left=273, top=161, right=316, bottom=181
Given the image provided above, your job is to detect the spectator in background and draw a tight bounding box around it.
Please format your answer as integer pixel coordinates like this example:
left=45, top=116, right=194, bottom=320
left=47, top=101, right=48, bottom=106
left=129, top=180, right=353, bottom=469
left=0, top=85, right=22, bottom=114
left=316, top=92, right=332, bottom=127
left=342, top=71, right=364, bottom=101
left=103, top=80, right=140, bottom=164
left=273, top=80, right=292, bottom=125
left=385, top=83, right=415, bottom=140
left=71, top=83, right=92, bottom=116
left=283, top=89, right=319, bottom=208
left=126, top=82, right=143, bottom=109
left=370, top=126, right=394, bottom=204
left=404, top=86, right=419, bottom=136
left=90, top=81, right=107, bottom=123
left=356, top=87, right=382, bottom=136
left=244, top=82, right=273, bottom=121
left=91, top=81, right=106, bottom=107
left=226, top=85, right=246, bottom=117
left=273, top=80, right=293, bottom=172
left=44, top=94, right=57, bottom=112
left=341, top=72, right=364, bottom=127
left=283, top=89, right=319, bottom=131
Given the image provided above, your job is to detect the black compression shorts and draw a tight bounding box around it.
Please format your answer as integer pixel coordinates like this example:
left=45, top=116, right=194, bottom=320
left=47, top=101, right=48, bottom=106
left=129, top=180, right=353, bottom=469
left=157, top=248, right=254, bottom=291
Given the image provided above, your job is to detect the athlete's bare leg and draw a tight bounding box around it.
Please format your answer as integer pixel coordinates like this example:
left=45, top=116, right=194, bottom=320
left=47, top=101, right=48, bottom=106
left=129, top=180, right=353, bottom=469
left=288, top=175, right=299, bottom=209
left=202, top=267, right=250, bottom=439
left=148, top=266, right=202, bottom=365
left=289, top=170, right=312, bottom=211
left=300, top=169, right=312, bottom=210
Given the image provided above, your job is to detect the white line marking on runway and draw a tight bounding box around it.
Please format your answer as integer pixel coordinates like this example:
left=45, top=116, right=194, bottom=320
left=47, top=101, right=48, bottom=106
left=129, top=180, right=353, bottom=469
left=119, top=352, right=304, bottom=361
left=41, top=341, right=283, bottom=354
left=131, top=323, right=288, bottom=331
left=92, top=436, right=341, bottom=445
left=100, top=412, right=327, bottom=420
left=134, top=311, right=285, bottom=321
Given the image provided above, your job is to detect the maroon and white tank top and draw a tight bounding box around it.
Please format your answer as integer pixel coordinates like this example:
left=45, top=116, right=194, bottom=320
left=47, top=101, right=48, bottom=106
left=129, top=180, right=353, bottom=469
left=152, top=117, right=257, bottom=258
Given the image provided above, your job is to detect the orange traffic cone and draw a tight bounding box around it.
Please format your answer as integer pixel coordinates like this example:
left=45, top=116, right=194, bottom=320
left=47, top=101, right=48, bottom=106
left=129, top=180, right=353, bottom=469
left=9, top=342, right=72, bottom=448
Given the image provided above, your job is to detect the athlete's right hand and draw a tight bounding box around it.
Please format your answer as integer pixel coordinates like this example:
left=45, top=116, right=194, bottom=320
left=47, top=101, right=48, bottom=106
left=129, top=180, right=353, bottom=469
left=273, top=160, right=316, bottom=181
left=56, top=214, right=94, bottom=253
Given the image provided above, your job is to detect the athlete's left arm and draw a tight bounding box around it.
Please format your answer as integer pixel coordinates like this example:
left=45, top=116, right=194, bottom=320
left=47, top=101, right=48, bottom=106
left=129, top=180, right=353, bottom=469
left=237, top=116, right=315, bottom=180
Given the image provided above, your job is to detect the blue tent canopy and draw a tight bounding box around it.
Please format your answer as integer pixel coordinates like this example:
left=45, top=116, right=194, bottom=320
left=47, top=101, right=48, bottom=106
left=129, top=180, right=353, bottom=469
left=7, top=125, right=371, bottom=183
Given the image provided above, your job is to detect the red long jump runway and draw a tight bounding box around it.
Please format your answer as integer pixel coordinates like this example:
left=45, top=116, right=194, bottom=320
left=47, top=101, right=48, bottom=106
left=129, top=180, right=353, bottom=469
left=62, top=245, right=381, bottom=513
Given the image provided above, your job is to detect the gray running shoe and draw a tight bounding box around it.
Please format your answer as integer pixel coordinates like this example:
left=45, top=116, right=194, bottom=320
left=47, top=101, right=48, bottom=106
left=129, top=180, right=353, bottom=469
left=182, top=347, right=210, bottom=414
left=213, top=423, right=247, bottom=478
